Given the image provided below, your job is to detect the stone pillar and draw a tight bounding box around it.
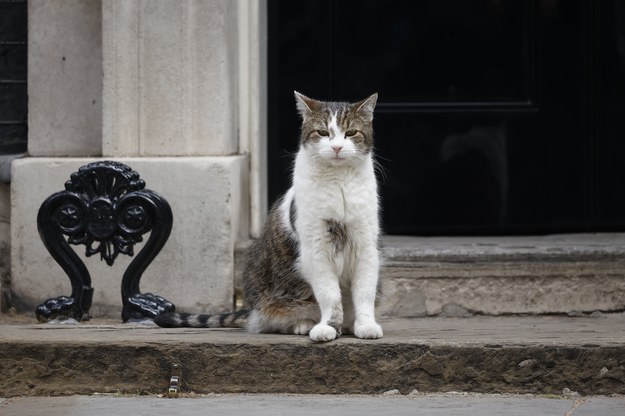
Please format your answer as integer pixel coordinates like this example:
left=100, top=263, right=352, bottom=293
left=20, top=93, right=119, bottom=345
left=102, top=0, right=238, bottom=156
left=11, top=0, right=252, bottom=318
left=27, top=0, right=103, bottom=157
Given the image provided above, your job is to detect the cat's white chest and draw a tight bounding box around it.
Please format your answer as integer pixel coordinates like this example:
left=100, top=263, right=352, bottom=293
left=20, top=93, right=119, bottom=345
left=292, top=152, right=378, bottom=238
left=313, top=175, right=372, bottom=221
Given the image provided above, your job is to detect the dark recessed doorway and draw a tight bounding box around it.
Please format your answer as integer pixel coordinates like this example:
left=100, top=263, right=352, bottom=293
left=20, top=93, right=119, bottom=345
left=268, top=0, right=625, bottom=235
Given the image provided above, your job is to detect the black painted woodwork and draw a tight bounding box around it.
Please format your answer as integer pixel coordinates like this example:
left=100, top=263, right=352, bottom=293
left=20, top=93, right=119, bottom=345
left=0, top=0, right=27, bottom=154
left=268, top=0, right=625, bottom=235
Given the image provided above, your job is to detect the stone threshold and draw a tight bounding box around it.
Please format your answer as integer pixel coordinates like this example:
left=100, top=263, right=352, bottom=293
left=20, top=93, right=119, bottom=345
left=380, top=233, right=625, bottom=263
left=1, top=314, right=624, bottom=397
left=378, top=233, right=625, bottom=317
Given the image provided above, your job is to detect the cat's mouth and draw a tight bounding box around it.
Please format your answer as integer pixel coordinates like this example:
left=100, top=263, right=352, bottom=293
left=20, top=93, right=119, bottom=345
left=331, top=152, right=348, bottom=160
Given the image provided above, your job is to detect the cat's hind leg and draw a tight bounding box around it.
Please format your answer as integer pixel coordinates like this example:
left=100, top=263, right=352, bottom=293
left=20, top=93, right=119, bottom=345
left=289, top=319, right=317, bottom=335
left=249, top=299, right=319, bottom=335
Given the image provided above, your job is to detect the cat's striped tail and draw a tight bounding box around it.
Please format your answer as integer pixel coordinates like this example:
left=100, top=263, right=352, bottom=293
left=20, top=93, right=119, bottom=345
left=153, top=310, right=250, bottom=329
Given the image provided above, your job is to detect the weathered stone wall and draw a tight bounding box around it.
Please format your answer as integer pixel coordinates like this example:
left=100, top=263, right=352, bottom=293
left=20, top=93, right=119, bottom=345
left=11, top=157, right=248, bottom=317
left=27, top=0, right=103, bottom=157
left=102, top=0, right=239, bottom=156
left=0, top=184, right=11, bottom=312
left=378, top=235, right=625, bottom=317
left=9, top=0, right=255, bottom=318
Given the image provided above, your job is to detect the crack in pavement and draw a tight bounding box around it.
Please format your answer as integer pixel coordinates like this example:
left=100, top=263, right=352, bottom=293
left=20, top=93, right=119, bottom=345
left=563, top=398, right=587, bottom=416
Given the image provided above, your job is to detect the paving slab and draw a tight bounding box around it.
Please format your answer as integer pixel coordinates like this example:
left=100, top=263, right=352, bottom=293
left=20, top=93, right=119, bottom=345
left=1, top=314, right=624, bottom=397
left=1, top=394, right=625, bottom=416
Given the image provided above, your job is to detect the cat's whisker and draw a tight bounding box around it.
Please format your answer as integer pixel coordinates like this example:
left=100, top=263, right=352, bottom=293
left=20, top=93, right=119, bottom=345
left=280, top=150, right=298, bottom=159
left=372, top=158, right=389, bottom=183
left=371, top=150, right=392, bottom=163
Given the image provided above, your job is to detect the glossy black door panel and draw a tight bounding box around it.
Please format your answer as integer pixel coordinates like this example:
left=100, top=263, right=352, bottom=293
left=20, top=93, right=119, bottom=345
left=332, top=0, right=534, bottom=105
left=0, top=0, right=27, bottom=154
left=595, top=1, right=625, bottom=229
left=268, top=0, right=621, bottom=235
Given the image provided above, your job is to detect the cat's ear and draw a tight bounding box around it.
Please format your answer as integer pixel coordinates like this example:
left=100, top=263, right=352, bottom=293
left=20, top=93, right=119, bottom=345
left=353, top=93, right=378, bottom=121
left=294, top=91, right=319, bottom=119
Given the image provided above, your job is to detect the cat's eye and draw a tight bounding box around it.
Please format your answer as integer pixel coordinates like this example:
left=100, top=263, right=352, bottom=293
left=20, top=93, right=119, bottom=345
left=317, top=130, right=330, bottom=137
left=345, top=130, right=358, bottom=137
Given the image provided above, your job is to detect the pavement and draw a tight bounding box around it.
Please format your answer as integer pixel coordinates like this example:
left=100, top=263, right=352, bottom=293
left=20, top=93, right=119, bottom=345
left=1, top=314, right=624, bottom=397
left=1, top=393, right=625, bottom=416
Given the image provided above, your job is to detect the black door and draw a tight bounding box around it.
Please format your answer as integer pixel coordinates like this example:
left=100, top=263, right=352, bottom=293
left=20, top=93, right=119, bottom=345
left=0, top=0, right=27, bottom=154
left=268, top=0, right=625, bottom=235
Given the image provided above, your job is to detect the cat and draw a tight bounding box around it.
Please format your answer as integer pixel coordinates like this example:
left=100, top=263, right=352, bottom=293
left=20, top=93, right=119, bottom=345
left=154, top=91, right=383, bottom=342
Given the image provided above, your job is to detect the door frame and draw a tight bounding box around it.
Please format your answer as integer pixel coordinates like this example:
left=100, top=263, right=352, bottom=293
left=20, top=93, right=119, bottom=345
left=238, top=0, right=268, bottom=238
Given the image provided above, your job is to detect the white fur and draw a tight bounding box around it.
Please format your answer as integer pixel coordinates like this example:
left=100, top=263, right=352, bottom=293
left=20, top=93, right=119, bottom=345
left=279, top=187, right=296, bottom=234
left=290, top=112, right=383, bottom=342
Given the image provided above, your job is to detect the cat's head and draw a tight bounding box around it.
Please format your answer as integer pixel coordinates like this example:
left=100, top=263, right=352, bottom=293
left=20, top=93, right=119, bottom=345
left=294, top=92, right=378, bottom=163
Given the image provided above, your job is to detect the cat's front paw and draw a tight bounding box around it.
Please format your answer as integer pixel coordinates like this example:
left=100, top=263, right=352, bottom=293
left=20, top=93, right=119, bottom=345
left=309, top=323, right=339, bottom=342
left=354, top=321, right=383, bottom=339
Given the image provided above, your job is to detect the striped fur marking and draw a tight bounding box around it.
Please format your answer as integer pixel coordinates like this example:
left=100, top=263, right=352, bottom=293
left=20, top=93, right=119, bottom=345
left=153, top=310, right=250, bottom=329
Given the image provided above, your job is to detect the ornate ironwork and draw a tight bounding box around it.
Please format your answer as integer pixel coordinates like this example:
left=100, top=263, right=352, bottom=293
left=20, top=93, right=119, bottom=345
left=36, top=161, right=175, bottom=322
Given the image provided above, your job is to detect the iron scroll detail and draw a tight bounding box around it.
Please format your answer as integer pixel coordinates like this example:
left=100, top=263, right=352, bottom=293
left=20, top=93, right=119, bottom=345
left=36, top=161, right=175, bottom=322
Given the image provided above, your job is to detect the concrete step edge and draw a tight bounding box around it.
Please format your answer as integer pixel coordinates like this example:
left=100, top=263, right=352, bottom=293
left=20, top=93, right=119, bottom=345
left=1, top=316, right=624, bottom=397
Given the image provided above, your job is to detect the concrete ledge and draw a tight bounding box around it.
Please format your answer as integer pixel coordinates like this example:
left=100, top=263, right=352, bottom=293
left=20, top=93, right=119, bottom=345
left=1, top=314, right=624, bottom=397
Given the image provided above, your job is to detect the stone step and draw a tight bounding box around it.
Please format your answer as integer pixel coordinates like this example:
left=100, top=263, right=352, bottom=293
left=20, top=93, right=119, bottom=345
left=237, top=233, right=625, bottom=317
left=1, top=314, right=624, bottom=397
left=379, top=234, right=625, bottom=317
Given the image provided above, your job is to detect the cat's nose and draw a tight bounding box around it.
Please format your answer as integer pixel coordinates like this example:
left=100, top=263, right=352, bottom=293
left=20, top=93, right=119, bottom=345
left=331, top=144, right=343, bottom=154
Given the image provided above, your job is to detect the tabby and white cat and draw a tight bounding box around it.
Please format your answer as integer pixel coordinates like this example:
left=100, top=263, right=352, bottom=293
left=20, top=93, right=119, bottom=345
left=154, top=92, right=383, bottom=342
